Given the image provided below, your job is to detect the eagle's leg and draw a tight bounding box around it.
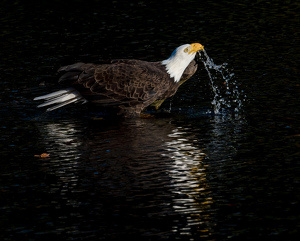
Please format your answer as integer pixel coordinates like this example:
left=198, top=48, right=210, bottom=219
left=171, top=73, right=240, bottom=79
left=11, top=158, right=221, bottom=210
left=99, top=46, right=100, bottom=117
left=139, top=113, right=155, bottom=119
left=150, top=99, right=166, bottom=110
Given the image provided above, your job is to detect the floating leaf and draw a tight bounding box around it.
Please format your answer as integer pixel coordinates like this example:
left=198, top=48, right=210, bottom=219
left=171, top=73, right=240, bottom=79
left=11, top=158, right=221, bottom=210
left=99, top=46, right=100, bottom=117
left=34, top=153, right=50, bottom=158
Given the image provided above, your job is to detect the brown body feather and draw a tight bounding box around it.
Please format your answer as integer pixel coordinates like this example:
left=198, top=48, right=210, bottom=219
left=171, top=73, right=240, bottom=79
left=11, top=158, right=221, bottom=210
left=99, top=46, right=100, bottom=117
left=57, top=59, right=198, bottom=117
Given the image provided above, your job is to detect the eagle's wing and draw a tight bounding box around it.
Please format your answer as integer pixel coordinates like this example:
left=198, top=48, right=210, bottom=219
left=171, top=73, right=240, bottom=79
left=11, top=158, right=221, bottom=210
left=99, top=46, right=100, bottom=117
left=58, top=60, right=171, bottom=114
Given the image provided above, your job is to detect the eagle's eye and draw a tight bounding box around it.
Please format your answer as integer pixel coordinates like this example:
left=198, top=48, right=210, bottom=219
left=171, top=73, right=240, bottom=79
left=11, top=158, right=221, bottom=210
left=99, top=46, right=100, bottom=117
left=184, top=47, right=189, bottom=53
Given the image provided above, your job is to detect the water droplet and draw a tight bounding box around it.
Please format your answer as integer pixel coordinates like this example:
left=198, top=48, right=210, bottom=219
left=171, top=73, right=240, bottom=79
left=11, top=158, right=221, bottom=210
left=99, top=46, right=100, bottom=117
left=199, top=49, right=244, bottom=115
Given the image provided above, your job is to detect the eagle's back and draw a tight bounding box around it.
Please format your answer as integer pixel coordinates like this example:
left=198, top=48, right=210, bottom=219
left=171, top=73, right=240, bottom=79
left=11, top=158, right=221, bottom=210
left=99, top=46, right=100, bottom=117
left=58, top=59, right=177, bottom=117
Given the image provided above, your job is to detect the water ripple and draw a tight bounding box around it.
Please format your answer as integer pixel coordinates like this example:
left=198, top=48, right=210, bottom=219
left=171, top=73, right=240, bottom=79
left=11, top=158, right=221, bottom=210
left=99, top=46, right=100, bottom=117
left=32, top=117, right=216, bottom=239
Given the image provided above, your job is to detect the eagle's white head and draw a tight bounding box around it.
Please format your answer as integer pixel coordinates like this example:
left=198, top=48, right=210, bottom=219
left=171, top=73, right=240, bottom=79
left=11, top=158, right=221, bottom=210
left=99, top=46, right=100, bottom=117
left=162, top=43, right=204, bottom=83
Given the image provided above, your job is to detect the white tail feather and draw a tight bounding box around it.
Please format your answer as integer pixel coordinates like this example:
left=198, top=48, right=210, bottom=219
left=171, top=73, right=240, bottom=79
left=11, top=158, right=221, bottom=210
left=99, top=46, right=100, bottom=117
left=45, top=97, right=82, bottom=112
left=34, top=88, right=74, bottom=100
left=34, top=87, right=86, bottom=111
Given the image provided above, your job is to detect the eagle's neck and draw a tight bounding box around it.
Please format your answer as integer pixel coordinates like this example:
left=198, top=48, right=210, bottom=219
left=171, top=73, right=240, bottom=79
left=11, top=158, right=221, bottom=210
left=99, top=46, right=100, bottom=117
left=161, top=53, right=196, bottom=83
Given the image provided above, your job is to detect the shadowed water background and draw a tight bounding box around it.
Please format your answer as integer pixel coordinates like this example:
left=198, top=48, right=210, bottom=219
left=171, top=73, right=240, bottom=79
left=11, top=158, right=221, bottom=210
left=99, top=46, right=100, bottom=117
left=1, top=0, right=300, bottom=240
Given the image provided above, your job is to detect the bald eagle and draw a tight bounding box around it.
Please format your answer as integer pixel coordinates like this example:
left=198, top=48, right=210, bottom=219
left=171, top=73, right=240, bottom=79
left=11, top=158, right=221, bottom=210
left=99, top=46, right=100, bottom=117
left=34, top=43, right=204, bottom=117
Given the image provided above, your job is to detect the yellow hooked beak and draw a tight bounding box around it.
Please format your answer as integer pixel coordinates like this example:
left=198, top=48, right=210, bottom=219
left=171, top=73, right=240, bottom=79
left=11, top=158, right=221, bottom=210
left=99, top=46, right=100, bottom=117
left=189, top=43, right=204, bottom=54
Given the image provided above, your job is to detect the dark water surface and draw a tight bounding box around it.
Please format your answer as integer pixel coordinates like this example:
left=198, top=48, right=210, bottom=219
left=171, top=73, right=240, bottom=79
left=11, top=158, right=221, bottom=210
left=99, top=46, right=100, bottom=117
left=1, top=0, right=300, bottom=240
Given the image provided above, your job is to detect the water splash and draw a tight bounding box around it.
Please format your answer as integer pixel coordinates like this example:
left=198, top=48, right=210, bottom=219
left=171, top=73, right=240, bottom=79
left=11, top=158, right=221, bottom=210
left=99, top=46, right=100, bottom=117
left=198, top=49, right=245, bottom=115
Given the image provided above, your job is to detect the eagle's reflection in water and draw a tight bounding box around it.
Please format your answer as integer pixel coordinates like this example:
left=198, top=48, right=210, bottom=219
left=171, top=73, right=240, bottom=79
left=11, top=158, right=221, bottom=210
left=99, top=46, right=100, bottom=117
left=36, top=117, right=213, bottom=239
